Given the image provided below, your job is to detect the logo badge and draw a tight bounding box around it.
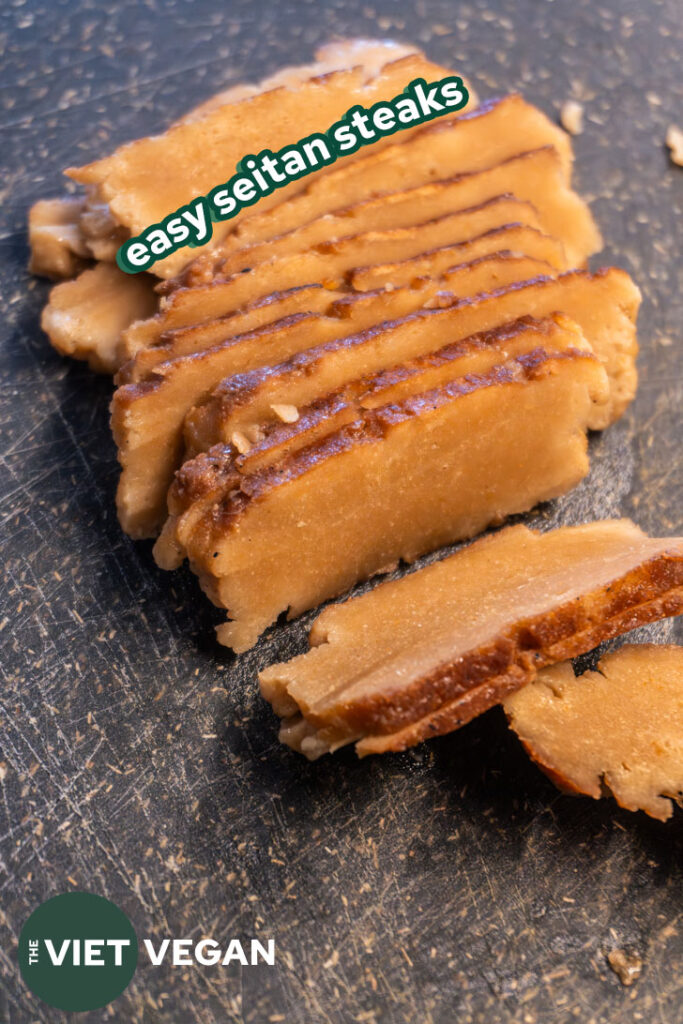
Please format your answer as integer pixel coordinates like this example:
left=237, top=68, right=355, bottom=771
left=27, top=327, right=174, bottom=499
left=18, top=892, right=138, bottom=1012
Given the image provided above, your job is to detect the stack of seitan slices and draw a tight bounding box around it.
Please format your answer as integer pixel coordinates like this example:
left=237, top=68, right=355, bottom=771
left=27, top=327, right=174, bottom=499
left=259, top=521, right=683, bottom=761
left=31, top=42, right=645, bottom=661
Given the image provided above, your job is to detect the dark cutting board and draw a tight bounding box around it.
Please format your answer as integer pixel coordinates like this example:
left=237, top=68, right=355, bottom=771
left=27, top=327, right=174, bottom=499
left=1, top=1, right=681, bottom=1021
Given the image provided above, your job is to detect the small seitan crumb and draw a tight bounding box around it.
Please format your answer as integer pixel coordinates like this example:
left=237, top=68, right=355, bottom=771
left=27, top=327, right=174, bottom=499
left=666, top=125, right=683, bottom=166
left=560, top=100, right=584, bottom=136
left=607, top=949, right=643, bottom=986
left=231, top=431, right=253, bottom=455
left=270, top=403, right=300, bottom=424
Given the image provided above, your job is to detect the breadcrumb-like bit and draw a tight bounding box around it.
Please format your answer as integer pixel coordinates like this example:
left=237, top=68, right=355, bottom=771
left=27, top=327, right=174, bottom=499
left=666, top=125, right=683, bottom=166
left=231, top=431, right=252, bottom=455
left=560, top=100, right=584, bottom=135
left=270, top=403, right=300, bottom=424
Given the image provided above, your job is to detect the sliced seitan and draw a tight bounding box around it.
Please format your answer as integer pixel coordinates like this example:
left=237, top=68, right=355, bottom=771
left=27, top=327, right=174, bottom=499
left=504, top=645, right=683, bottom=821
left=42, top=263, right=158, bottom=374
left=258, top=522, right=683, bottom=758
left=121, top=198, right=553, bottom=362
left=187, top=146, right=597, bottom=285
left=160, top=315, right=601, bottom=564
left=168, top=345, right=608, bottom=652
left=124, top=236, right=560, bottom=383
left=114, top=259, right=583, bottom=538
left=67, top=53, right=466, bottom=278
left=28, top=197, right=91, bottom=280
left=183, top=268, right=639, bottom=459
left=178, top=93, right=572, bottom=285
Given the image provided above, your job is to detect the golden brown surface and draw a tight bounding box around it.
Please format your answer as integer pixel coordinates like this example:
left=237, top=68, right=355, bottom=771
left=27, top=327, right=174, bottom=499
left=41, top=263, right=158, bottom=374
left=67, top=53, right=466, bottom=278
left=258, top=523, right=683, bottom=759
left=166, top=344, right=606, bottom=652
left=504, top=645, right=683, bottom=821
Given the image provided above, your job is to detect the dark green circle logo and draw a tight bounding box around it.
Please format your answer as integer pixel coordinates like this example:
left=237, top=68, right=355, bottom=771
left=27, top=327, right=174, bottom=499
left=18, top=892, right=138, bottom=1012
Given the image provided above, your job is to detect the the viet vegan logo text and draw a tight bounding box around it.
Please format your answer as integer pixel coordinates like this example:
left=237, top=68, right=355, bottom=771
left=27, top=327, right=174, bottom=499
left=19, top=891, right=276, bottom=1013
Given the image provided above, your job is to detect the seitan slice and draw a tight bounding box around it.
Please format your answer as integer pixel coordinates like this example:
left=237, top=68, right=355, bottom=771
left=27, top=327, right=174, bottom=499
left=178, top=93, right=572, bottom=285
left=160, top=315, right=600, bottom=565
left=113, top=257, right=570, bottom=538
left=504, top=645, right=683, bottom=821
left=121, top=199, right=554, bottom=362
left=125, top=235, right=560, bottom=383
left=187, top=146, right=597, bottom=285
left=258, top=522, right=683, bottom=758
left=173, top=346, right=608, bottom=652
left=28, top=197, right=91, bottom=280
left=67, top=53, right=467, bottom=278
left=42, top=263, right=158, bottom=374
left=183, top=267, right=639, bottom=458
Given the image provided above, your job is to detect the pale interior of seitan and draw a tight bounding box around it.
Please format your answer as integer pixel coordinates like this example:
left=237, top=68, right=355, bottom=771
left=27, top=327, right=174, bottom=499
left=158, top=315, right=599, bottom=567
left=257, top=522, right=683, bottom=759
left=42, top=263, right=158, bottom=374
left=121, top=199, right=554, bottom=362
left=178, top=92, right=571, bottom=280
left=504, top=645, right=683, bottom=821
left=181, top=268, right=640, bottom=462
left=197, top=147, right=597, bottom=285
left=67, top=53, right=468, bottom=278
left=174, top=346, right=607, bottom=653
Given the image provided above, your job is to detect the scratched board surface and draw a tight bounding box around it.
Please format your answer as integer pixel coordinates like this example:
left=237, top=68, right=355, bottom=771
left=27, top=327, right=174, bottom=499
left=1, top=0, right=682, bottom=1021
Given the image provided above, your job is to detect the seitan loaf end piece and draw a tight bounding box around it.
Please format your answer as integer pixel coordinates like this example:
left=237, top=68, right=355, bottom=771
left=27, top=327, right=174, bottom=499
left=504, top=645, right=683, bottom=821
left=42, top=263, right=158, bottom=374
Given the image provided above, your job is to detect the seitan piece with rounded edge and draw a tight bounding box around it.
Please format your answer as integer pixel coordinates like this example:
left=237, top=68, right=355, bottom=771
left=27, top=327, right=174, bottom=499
left=190, top=147, right=597, bottom=286
left=167, top=344, right=608, bottom=652
left=67, top=53, right=468, bottom=279
left=121, top=199, right=555, bottom=362
left=41, top=263, right=158, bottom=374
left=257, top=523, right=683, bottom=759
left=504, top=645, right=683, bottom=821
